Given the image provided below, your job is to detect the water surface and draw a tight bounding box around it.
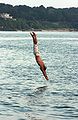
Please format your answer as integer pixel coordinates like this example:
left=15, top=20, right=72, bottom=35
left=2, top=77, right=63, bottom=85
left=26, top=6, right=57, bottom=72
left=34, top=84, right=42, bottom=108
left=0, top=31, right=78, bottom=120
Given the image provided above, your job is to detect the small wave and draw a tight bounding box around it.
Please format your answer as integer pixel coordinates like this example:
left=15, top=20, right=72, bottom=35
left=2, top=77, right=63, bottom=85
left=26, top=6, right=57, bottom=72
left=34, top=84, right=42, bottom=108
left=54, top=105, right=75, bottom=109
left=0, top=37, right=29, bottom=40
left=0, top=101, right=12, bottom=106
left=73, top=93, right=78, bottom=96
left=34, top=86, right=47, bottom=95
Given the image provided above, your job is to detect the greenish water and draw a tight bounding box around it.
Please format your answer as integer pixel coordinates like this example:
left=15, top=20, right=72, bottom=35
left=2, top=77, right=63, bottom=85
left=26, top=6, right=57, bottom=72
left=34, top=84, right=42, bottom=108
left=0, top=31, right=78, bottom=120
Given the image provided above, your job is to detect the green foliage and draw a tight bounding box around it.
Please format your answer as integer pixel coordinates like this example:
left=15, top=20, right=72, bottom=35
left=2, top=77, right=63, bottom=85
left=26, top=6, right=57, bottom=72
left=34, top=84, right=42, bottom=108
left=0, top=3, right=78, bottom=31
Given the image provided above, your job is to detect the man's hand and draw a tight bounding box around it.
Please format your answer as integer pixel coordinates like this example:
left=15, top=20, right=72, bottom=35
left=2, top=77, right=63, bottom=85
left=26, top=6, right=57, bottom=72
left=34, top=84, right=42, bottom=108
left=30, top=32, right=36, bottom=39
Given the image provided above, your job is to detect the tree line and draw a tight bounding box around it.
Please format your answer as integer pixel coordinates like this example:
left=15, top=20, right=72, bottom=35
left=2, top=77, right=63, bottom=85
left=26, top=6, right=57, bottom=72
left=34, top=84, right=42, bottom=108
left=0, top=3, right=78, bottom=31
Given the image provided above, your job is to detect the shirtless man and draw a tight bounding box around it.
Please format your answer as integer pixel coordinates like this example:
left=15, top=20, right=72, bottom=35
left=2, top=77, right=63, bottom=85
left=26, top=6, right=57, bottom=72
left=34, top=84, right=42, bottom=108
left=30, top=32, right=49, bottom=80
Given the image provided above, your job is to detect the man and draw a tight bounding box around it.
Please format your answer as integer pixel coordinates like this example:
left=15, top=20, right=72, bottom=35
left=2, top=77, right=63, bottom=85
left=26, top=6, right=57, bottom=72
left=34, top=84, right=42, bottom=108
left=30, top=32, right=49, bottom=80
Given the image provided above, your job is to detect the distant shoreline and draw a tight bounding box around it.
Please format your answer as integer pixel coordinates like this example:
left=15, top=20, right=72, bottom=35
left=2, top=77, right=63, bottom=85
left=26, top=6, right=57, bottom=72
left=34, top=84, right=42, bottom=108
left=0, top=28, right=78, bottom=32
left=0, top=4, right=78, bottom=31
left=21, top=28, right=78, bottom=32
left=15, top=28, right=78, bottom=32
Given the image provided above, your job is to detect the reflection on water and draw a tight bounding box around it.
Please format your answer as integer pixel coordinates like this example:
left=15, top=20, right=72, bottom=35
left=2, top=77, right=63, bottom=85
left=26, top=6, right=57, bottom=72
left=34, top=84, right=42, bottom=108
left=0, top=31, right=78, bottom=120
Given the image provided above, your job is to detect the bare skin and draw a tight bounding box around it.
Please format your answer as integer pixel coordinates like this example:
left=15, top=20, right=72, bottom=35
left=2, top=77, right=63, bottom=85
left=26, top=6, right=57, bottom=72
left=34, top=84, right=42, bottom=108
left=30, top=32, right=49, bottom=80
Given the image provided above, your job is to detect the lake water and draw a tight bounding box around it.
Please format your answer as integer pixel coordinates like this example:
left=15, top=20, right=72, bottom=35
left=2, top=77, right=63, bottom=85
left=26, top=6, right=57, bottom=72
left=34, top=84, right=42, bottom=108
left=0, top=31, right=78, bottom=120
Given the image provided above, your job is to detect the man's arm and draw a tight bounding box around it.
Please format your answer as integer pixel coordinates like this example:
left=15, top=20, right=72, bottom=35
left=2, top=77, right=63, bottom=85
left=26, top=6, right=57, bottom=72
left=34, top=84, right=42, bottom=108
left=30, top=32, right=37, bottom=44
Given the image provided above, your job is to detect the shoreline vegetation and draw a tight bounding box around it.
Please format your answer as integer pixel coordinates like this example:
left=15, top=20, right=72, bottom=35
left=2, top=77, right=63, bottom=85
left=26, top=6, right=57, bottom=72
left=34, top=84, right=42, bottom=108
left=0, top=28, right=78, bottom=32
left=0, top=3, right=78, bottom=31
left=30, top=28, right=78, bottom=32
